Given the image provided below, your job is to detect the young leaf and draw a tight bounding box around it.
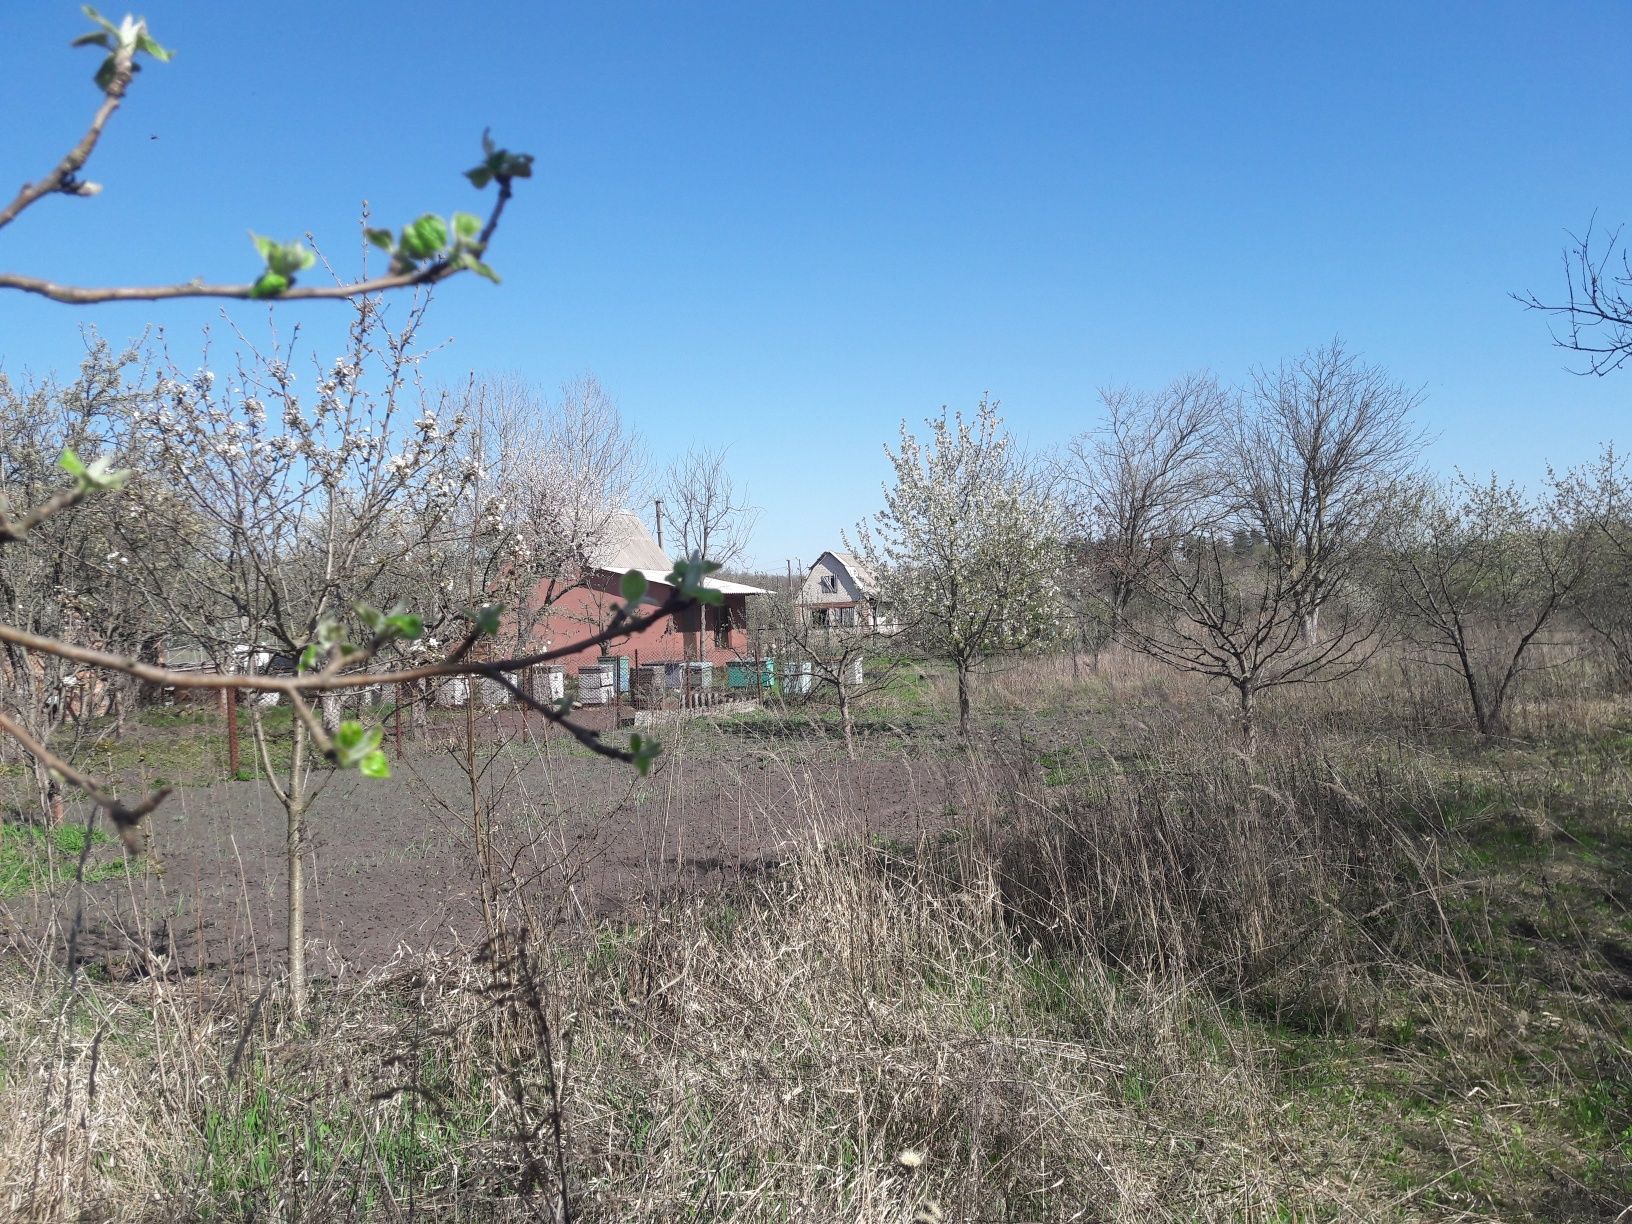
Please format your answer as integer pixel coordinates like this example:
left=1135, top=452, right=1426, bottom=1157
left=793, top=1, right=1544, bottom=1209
left=333, top=721, right=385, bottom=771
left=58, top=448, right=128, bottom=492
left=474, top=604, right=502, bottom=636
left=365, top=227, right=395, bottom=251
left=621, top=569, right=649, bottom=604
left=451, top=211, right=481, bottom=242
left=498, top=152, right=534, bottom=178
left=57, top=449, right=88, bottom=479
left=81, top=6, right=118, bottom=35
left=334, top=721, right=366, bottom=755
left=629, top=733, right=662, bottom=776
left=264, top=240, right=315, bottom=277
left=399, top=213, right=449, bottom=260
left=384, top=612, right=424, bottom=641
left=135, top=32, right=172, bottom=61
left=251, top=271, right=288, bottom=299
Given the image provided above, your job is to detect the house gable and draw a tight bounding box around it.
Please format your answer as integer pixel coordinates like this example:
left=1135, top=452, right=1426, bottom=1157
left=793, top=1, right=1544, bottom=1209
left=800, top=551, right=871, bottom=606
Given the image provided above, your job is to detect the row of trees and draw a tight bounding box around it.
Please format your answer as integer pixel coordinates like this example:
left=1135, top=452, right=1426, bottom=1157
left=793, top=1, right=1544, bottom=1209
left=846, top=342, right=1628, bottom=739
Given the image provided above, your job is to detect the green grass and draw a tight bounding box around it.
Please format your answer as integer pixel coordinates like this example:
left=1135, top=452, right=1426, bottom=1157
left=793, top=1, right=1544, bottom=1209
left=0, top=821, right=129, bottom=897
left=195, top=1062, right=494, bottom=1220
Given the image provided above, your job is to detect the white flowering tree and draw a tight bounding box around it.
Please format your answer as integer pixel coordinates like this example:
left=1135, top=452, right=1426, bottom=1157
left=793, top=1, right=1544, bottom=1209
left=458, top=373, right=648, bottom=656
left=0, top=339, right=186, bottom=821
left=851, top=399, right=1066, bottom=732
left=0, top=11, right=720, bottom=1014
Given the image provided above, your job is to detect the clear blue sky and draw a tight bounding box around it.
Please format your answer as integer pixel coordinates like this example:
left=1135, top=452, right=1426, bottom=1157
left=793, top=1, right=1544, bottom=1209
left=3, top=1, right=1627, bottom=570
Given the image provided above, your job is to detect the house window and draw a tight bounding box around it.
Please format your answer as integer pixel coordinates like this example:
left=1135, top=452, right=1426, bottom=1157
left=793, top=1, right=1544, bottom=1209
left=833, top=606, right=857, bottom=628
left=819, top=574, right=838, bottom=594
left=809, top=608, right=829, bottom=628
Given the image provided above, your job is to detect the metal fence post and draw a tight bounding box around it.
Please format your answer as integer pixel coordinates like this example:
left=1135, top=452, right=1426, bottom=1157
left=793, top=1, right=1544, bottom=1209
left=224, top=686, right=240, bottom=777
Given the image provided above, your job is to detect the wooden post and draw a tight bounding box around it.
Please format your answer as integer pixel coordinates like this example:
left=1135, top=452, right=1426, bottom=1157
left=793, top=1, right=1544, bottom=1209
left=225, top=686, right=240, bottom=778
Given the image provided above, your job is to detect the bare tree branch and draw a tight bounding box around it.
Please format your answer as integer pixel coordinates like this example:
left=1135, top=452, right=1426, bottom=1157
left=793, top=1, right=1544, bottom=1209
left=1, top=177, right=516, bottom=305
left=0, top=709, right=168, bottom=852
left=1516, top=217, right=1632, bottom=376
left=0, top=40, right=135, bottom=232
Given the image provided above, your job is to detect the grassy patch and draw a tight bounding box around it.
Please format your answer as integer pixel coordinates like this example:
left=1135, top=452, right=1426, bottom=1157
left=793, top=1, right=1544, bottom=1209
left=0, top=821, right=129, bottom=897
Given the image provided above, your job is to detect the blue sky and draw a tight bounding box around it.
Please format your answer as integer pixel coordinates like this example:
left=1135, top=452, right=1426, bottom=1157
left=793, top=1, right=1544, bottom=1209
left=3, top=1, right=1627, bottom=570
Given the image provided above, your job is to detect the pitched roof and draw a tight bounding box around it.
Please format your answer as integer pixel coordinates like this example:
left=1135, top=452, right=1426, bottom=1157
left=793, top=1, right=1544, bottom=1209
left=588, top=509, right=673, bottom=572
left=589, top=509, right=769, bottom=595
left=823, top=550, right=880, bottom=595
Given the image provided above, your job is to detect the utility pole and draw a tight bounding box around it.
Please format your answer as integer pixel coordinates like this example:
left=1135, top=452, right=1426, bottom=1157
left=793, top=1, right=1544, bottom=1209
left=654, top=497, right=665, bottom=551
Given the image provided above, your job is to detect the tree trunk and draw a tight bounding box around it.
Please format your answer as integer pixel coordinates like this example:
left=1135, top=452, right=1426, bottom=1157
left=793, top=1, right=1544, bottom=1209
left=956, top=664, right=971, bottom=734
left=1460, top=660, right=1496, bottom=737
left=286, top=719, right=309, bottom=1016
left=1237, top=679, right=1255, bottom=747
left=838, top=690, right=856, bottom=760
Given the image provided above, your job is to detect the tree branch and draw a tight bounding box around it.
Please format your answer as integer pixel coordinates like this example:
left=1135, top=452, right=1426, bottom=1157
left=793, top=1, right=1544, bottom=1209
left=0, top=48, right=133, bottom=232
left=0, top=265, right=465, bottom=305
left=0, top=709, right=168, bottom=853
left=0, top=487, right=88, bottom=545
left=0, top=594, right=686, bottom=694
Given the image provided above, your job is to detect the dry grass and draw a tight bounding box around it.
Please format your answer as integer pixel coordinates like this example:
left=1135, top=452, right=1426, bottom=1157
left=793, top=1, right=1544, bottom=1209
left=1, top=650, right=1629, bottom=1221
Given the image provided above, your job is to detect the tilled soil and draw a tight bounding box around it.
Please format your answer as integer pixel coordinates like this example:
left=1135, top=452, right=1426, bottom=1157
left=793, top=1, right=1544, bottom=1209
left=2, top=729, right=972, bottom=981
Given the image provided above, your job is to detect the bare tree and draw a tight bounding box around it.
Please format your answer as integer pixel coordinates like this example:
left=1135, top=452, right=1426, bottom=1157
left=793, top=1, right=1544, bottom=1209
left=1059, top=372, right=1225, bottom=634
left=1383, top=475, right=1589, bottom=736
left=1121, top=524, right=1384, bottom=737
left=1110, top=347, right=1421, bottom=734
left=762, top=593, right=902, bottom=759
left=1230, top=342, right=1426, bottom=643
left=659, top=445, right=758, bottom=570
left=1518, top=218, right=1632, bottom=375
left=1552, top=445, right=1632, bottom=686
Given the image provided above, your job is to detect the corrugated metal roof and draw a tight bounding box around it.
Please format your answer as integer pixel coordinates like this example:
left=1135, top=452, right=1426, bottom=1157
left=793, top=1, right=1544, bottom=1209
left=631, top=569, right=767, bottom=597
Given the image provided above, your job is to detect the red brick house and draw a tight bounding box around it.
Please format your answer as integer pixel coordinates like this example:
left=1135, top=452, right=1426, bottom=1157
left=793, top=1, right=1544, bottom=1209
left=523, top=510, right=767, bottom=673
